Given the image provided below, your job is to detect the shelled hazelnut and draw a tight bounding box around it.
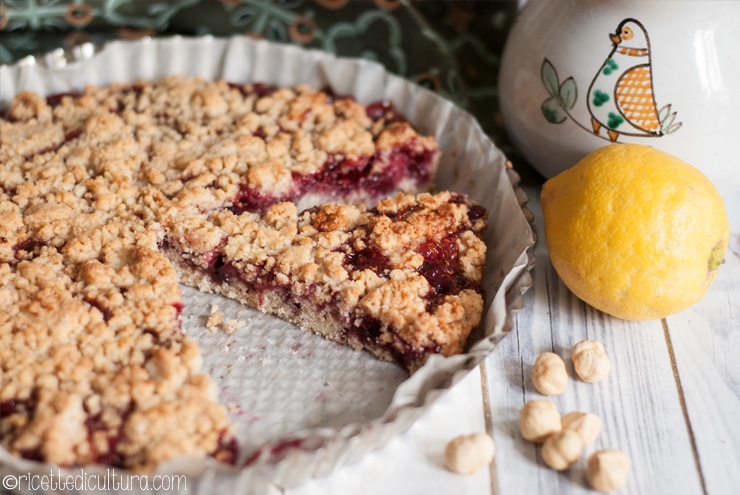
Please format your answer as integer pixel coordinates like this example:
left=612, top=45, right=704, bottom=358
left=587, top=449, right=631, bottom=491
left=541, top=429, right=585, bottom=470
left=444, top=433, right=495, bottom=474
left=531, top=352, right=568, bottom=396
left=519, top=400, right=561, bottom=443
left=571, top=340, right=611, bottom=383
left=561, top=411, right=602, bottom=445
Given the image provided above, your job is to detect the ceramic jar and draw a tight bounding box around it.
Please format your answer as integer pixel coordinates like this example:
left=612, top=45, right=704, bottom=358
left=498, top=0, right=740, bottom=196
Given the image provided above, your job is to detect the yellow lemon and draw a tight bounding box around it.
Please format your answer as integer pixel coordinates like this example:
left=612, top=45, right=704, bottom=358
left=541, top=144, right=730, bottom=321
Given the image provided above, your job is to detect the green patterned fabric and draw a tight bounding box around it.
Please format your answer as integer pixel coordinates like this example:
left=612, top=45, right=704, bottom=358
left=0, top=0, right=519, bottom=157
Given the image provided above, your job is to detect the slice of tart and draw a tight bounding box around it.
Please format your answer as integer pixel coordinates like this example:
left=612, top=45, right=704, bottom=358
left=162, top=190, right=487, bottom=373
left=1, top=75, right=440, bottom=215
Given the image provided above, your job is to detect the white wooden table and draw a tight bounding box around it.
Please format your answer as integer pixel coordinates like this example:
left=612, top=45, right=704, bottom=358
left=289, top=175, right=740, bottom=495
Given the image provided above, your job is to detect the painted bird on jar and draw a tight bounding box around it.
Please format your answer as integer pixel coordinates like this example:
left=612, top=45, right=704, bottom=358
left=587, top=18, right=678, bottom=142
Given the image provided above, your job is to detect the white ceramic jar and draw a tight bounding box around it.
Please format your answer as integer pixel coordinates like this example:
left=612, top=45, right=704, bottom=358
left=498, top=0, right=740, bottom=197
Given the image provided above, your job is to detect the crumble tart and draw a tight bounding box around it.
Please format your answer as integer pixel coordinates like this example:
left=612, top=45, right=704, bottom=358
left=162, top=190, right=487, bottom=372
left=0, top=75, right=485, bottom=470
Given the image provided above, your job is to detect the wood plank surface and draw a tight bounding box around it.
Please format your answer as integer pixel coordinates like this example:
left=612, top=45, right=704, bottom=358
left=482, top=185, right=705, bottom=494
left=665, top=232, right=740, bottom=495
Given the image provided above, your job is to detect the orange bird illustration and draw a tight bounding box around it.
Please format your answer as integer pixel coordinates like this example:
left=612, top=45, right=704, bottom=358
left=587, top=18, right=679, bottom=142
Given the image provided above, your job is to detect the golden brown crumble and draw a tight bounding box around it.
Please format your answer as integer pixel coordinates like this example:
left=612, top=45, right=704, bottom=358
left=165, top=190, right=486, bottom=363
left=223, top=320, right=243, bottom=336
left=206, top=305, right=225, bottom=332
left=0, top=75, right=481, bottom=470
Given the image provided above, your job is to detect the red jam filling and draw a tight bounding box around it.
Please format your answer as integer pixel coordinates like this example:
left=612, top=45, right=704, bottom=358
left=0, top=397, right=34, bottom=416
left=83, top=296, right=114, bottom=322
left=230, top=185, right=289, bottom=216
left=467, top=204, right=487, bottom=222
left=243, top=438, right=305, bottom=467
left=12, top=238, right=48, bottom=263
left=214, top=431, right=240, bottom=465
left=343, top=314, right=442, bottom=370
left=365, top=100, right=406, bottom=124
left=228, top=82, right=276, bottom=98
left=84, top=409, right=131, bottom=467
left=415, top=229, right=484, bottom=312
left=46, top=92, right=80, bottom=108
left=230, top=142, right=436, bottom=215
left=342, top=244, right=391, bottom=276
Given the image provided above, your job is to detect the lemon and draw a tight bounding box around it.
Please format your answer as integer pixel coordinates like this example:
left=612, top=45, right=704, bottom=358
left=541, top=144, right=730, bottom=321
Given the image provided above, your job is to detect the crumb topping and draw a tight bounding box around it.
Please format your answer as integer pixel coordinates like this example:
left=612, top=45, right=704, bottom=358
left=206, top=306, right=225, bottom=332
left=166, top=191, right=486, bottom=357
left=0, top=76, right=467, bottom=470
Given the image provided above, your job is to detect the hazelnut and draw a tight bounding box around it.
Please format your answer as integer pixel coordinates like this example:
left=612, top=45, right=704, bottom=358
left=444, top=432, right=495, bottom=474
left=541, top=429, right=585, bottom=470
left=519, top=400, right=561, bottom=443
left=571, top=340, right=611, bottom=383
left=587, top=449, right=630, bottom=492
left=531, top=352, right=568, bottom=395
left=561, top=411, right=602, bottom=445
